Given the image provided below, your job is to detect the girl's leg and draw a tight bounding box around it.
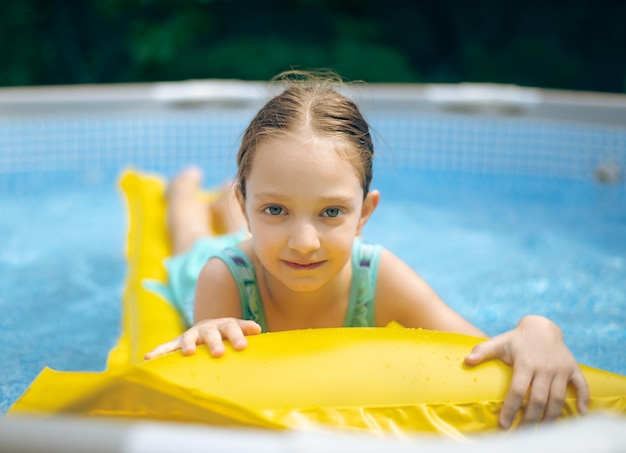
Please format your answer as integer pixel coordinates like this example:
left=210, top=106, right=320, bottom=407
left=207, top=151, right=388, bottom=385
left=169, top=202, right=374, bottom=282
left=167, top=167, right=212, bottom=255
left=210, top=182, right=248, bottom=235
left=167, top=167, right=248, bottom=255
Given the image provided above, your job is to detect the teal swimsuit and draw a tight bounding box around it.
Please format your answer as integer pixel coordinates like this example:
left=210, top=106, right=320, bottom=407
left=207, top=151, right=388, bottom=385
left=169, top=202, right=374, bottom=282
left=146, top=235, right=382, bottom=330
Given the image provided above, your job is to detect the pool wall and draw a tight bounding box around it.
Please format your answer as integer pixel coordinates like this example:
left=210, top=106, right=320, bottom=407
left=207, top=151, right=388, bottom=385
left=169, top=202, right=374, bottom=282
left=2, top=80, right=625, bottom=194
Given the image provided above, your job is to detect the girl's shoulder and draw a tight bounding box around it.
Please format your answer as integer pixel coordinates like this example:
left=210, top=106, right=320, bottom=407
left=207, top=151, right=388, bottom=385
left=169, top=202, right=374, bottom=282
left=194, top=259, right=242, bottom=320
left=200, top=237, right=257, bottom=290
left=194, top=241, right=255, bottom=321
left=373, top=248, right=443, bottom=326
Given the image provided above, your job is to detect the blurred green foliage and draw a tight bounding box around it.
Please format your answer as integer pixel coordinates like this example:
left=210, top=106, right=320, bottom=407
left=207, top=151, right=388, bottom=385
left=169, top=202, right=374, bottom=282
left=1, top=0, right=624, bottom=92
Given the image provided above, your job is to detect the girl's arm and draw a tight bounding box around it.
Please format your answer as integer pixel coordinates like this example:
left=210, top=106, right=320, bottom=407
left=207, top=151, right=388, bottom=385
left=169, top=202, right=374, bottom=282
left=144, top=257, right=262, bottom=360
left=375, top=248, right=589, bottom=429
left=374, top=249, right=485, bottom=336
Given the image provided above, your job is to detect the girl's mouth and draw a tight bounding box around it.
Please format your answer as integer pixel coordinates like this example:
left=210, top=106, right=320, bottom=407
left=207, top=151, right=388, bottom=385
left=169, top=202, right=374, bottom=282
left=283, top=260, right=325, bottom=270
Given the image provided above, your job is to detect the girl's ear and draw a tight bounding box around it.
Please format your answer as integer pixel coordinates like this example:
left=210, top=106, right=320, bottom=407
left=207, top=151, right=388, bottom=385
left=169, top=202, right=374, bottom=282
left=356, top=190, right=380, bottom=236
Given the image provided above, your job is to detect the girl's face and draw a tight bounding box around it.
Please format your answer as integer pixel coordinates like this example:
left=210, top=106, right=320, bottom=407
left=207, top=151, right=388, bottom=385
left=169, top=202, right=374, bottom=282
left=238, top=133, right=379, bottom=293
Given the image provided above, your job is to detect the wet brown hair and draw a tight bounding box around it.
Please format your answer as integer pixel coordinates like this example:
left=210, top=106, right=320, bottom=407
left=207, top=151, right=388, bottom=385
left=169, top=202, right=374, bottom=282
left=236, top=70, right=374, bottom=199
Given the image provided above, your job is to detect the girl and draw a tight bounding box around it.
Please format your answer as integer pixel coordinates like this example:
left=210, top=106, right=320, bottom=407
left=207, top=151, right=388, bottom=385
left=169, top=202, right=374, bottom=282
left=145, top=70, right=589, bottom=430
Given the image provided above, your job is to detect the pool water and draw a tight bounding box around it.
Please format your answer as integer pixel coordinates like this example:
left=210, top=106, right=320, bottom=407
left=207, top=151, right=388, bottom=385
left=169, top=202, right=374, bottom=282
left=371, top=170, right=626, bottom=364
left=0, top=185, right=125, bottom=414
left=1, top=168, right=624, bottom=414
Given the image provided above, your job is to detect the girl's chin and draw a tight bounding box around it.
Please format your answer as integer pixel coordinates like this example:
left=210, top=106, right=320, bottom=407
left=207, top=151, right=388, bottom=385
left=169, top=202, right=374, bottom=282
left=272, top=273, right=328, bottom=293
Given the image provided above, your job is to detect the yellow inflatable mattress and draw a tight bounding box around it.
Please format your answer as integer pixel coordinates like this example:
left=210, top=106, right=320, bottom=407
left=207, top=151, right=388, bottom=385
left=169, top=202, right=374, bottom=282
left=9, top=170, right=626, bottom=438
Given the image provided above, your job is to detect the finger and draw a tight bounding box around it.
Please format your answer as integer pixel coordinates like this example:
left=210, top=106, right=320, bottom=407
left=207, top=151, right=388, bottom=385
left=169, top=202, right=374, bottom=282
left=237, top=319, right=262, bottom=336
left=500, top=368, right=532, bottom=429
left=522, top=373, right=550, bottom=425
left=542, top=375, right=567, bottom=422
left=180, top=329, right=200, bottom=356
left=571, top=369, right=590, bottom=415
left=464, top=334, right=511, bottom=367
left=144, top=337, right=183, bottom=360
left=220, top=320, right=249, bottom=351
left=198, top=326, right=226, bottom=358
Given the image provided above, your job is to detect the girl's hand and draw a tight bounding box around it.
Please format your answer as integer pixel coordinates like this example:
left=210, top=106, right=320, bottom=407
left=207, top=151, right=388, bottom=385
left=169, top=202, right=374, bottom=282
left=464, top=315, right=590, bottom=429
left=144, top=318, right=262, bottom=360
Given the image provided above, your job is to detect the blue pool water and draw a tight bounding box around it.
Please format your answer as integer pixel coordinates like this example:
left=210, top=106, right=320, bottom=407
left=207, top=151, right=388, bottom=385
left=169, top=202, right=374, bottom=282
left=1, top=108, right=625, bottom=414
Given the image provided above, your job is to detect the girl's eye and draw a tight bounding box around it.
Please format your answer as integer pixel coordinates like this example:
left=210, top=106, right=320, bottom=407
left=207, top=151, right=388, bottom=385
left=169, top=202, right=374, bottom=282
left=264, top=205, right=284, bottom=216
left=323, top=208, right=342, bottom=218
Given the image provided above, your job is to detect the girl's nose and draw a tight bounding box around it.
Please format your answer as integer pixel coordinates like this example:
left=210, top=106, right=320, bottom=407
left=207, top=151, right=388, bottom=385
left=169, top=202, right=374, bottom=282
left=288, top=221, right=320, bottom=254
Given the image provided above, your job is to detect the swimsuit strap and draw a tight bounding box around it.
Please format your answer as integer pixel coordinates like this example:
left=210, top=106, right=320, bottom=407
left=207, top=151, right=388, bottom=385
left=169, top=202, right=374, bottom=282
left=344, top=239, right=382, bottom=327
left=216, top=247, right=268, bottom=332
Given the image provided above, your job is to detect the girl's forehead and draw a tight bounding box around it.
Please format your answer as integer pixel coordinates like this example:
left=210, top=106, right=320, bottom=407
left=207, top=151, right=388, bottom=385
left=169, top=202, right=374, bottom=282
left=255, top=134, right=353, bottom=164
left=246, top=135, right=363, bottom=196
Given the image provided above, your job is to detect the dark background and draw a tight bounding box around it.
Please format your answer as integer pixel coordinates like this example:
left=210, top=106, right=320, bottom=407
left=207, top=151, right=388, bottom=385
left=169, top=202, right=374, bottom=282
left=1, top=0, right=624, bottom=93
